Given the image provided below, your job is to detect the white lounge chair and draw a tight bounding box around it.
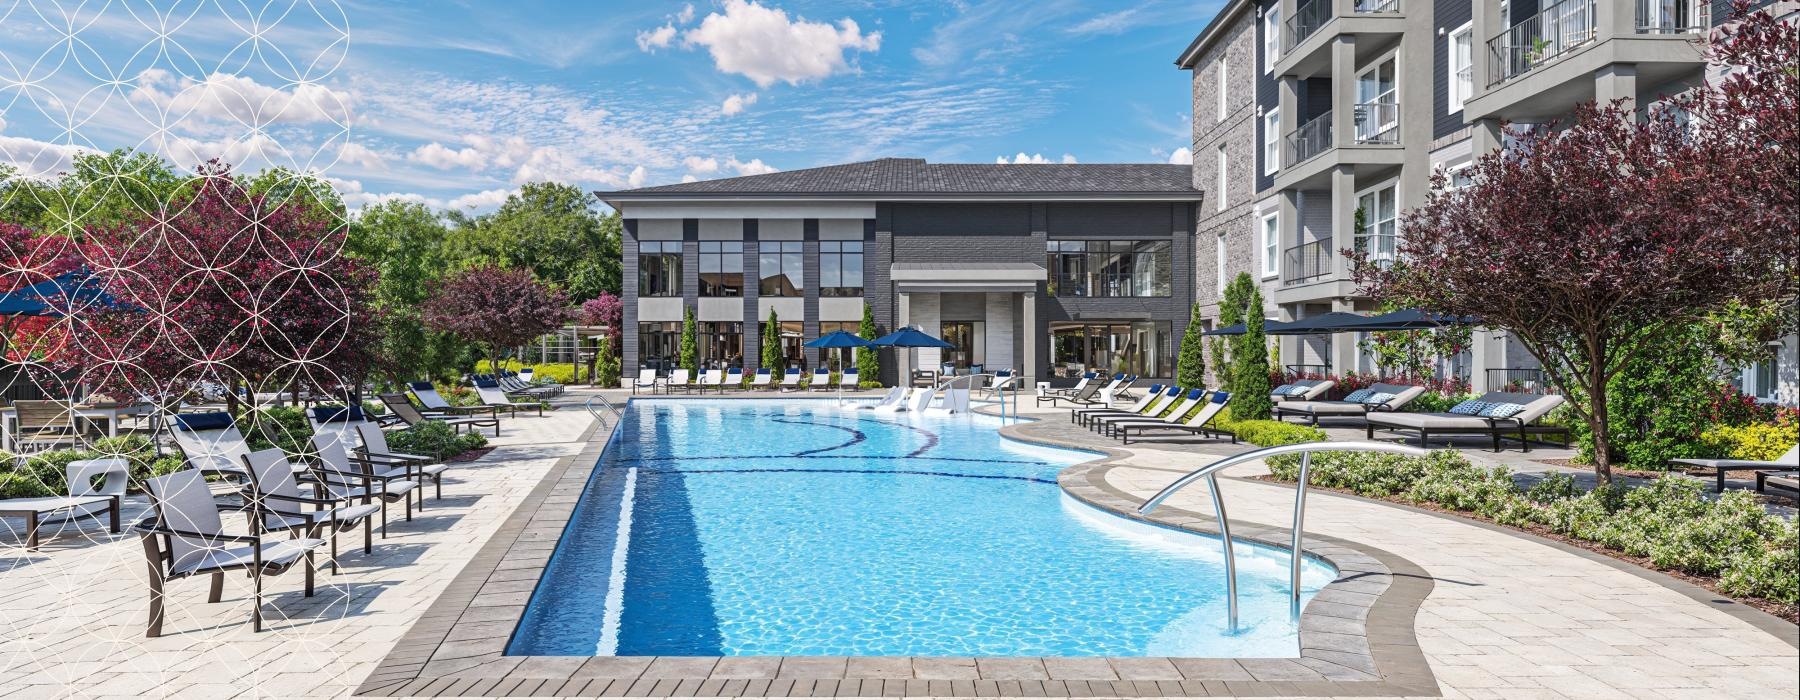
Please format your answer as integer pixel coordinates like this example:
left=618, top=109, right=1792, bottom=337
left=1094, top=374, right=1131, bottom=406
left=778, top=368, right=803, bottom=392
left=903, top=386, right=938, bottom=413
left=1097, top=388, right=1206, bottom=436
left=1274, top=383, right=1429, bottom=425
left=516, top=368, right=563, bottom=395
left=1071, top=383, right=1163, bottom=426
left=861, top=386, right=906, bottom=410
left=632, top=369, right=658, bottom=395
left=809, top=368, right=832, bottom=392
left=1271, top=379, right=1336, bottom=402
left=1116, top=391, right=1237, bottom=445
left=723, top=367, right=744, bottom=390
left=839, top=367, right=861, bottom=390
left=1087, top=386, right=1185, bottom=431
left=409, top=382, right=500, bottom=420
left=748, top=368, right=773, bottom=390
left=474, top=380, right=544, bottom=417
left=984, top=369, right=1017, bottom=398
left=664, top=368, right=694, bottom=394
left=1365, top=391, right=1570, bottom=453
left=699, top=369, right=726, bottom=393
left=1046, top=371, right=1100, bottom=398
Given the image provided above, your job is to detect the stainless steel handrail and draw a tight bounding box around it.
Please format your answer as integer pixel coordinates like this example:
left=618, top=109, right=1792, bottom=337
left=1137, top=441, right=1430, bottom=631
left=584, top=394, right=621, bottom=428
left=937, top=372, right=1013, bottom=419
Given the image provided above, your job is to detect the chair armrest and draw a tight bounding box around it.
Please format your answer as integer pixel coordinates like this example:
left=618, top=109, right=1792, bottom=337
left=257, top=492, right=341, bottom=506
left=134, top=522, right=260, bottom=544
left=364, top=450, right=432, bottom=462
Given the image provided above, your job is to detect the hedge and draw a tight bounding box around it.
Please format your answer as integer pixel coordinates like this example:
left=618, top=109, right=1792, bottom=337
left=1213, top=406, right=1327, bottom=447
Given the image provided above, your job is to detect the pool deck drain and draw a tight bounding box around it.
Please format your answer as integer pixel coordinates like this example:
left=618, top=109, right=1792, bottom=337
left=354, top=397, right=1441, bottom=697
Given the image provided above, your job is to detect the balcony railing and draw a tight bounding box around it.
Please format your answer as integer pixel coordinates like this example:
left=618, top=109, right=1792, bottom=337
left=1352, top=102, right=1399, bottom=144
left=1282, top=240, right=1334, bottom=286
left=1487, top=0, right=1597, bottom=86
left=1284, top=111, right=1333, bottom=167
left=1354, top=0, right=1400, bottom=13
left=1284, top=0, right=1331, bottom=51
left=1636, top=0, right=1708, bottom=34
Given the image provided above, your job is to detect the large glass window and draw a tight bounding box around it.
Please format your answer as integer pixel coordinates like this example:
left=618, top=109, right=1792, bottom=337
left=1263, top=110, right=1281, bottom=174
left=1049, top=322, right=1173, bottom=378
left=637, top=322, right=681, bottom=371
left=1046, top=240, right=1171, bottom=297
left=818, top=321, right=861, bottom=371
left=1356, top=183, right=1398, bottom=264
left=778, top=321, right=806, bottom=370
left=759, top=241, right=804, bottom=296
left=699, top=322, right=743, bottom=369
left=1447, top=23, right=1472, bottom=112
left=638, top=241, right=682, bottom=297
left=699, top=241, right=743, bottom=297
left=1260, top=212, right=1280, bottom=278
left=819, top=241, right=863, bottom=297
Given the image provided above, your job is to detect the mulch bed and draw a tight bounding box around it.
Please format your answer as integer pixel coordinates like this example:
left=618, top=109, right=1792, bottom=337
left=1532, top=459, right=1798, bottom=506
left=1248, top=474, right=1800, bottom=623
left=1531, top=458, right=1666, bottom=480
left=446, top=447, right=495, bottom=463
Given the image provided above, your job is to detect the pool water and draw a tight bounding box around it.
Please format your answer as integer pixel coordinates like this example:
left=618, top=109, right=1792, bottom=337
left=508, top=399, right=1335, bottom=658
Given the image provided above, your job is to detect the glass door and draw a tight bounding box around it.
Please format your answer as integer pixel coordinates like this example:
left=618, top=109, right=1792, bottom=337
left=1355, top=57, right=1397, bottom=143
left=941, top=322, right=974, bottom=372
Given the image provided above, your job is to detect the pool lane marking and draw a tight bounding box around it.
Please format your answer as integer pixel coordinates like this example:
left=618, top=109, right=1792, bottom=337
left=596, top=465, right=637, bottom=656
left=628, top=466, right=1058, bottom=485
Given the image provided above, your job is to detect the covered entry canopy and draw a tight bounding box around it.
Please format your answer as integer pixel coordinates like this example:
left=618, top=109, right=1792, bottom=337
left=890, top=262, right=1045, bottom=293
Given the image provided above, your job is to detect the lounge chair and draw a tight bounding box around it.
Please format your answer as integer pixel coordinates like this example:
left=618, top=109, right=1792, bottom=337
left=0, top=458, right=123, bottom=549
left=1365, top=392, right=1569, bottom=452
left=1117, top=391, right=1237, bottom=445
left=698, top=369, right=726, bottom=394
left=1671, top=444, right=1800, bottom=493
left=1097, top=388, right=1204, bottom=436
left=1099, top=375, right=1138, bottom=406
left=839, top=367, right=860, bottom=390
left=1271, top=379, right=1335, bottom=403
left=504, top=372, right=559, bottom=399
left=983, top=370, right=1017, bottom=398
left=747, top=368, right=773, bottom=390
left=861, top=386, right=906, bottom=410
left=240, top=448, right=379, bottom=572
left=871, top=388, right=913, bottom=413
left=1071, top=384, right=1164, bottom=426
left=778, top=368, right=803, bottom=392
left=138, top=470, right=324, bottom=636
left=409, top=382, right=500, bottom=420
left=1044, top=371, right=1100, bottom=398
left=168, top=412, right=281, bottom=482
left=380, top=393, right=500, bottom=437
left=809, top=367, right=832, bottom=392
left=310, top=434, right=420, bottom=537
left=516, top=368, right=564, bottom=395
left=1037, top=380, right=1102, bottom=408
left=474, top=380, right=544, bottom=417
left=723, top=367, right=744, bottom=390
left=1274, top=383, right=1429, bottom=425
left=902, top=386, right=938, bottom=413
left=1085, top=386, right=1184, bottom=430
left=632, top=369, right=658, bottom=395
left=1757, top=469, right=1799, bottom=496
left=664, top=368, right=694, bottom=394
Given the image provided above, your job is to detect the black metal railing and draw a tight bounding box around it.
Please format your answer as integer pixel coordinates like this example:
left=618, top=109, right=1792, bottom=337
left=1353, top=102, right=1400, bottom=144
left=1284, top=0, right=1331, bottom=51
left=1283, top=240, right=1334, bottom=286
left=1285, top=111, right=1333, bottom=167
left=1487, top=368, right=1557, bottom=394
left=1636, top=0, right=1708, bottom=34
left=1284, top=364, right=1333, bottom=378
left=1487, top=0, right=1598, bottom=86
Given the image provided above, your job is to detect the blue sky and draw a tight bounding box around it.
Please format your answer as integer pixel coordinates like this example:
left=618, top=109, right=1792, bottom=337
left=0, top=0, right=1220, bottom=211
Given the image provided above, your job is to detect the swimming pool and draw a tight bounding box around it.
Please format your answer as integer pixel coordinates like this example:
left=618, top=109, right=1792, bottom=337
left=508, top=399, right=1335, bottom=658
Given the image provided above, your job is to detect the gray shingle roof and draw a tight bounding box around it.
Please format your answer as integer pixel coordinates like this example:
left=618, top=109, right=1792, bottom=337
left=600, top=158, right=1199, bottom=198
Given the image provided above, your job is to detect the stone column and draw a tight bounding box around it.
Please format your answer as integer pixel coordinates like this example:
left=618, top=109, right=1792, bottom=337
left=897, top=291, right=912, bottom=384
left=1595, top=63, right=1639, bottom=115
left=1331, top=297, right=1358, bottom=376
left=1329, top=164, right=1356, bottom=280
left=1330, top=35, right=1356, bottom=149
left=1022, top=292, right=1038, bottom=382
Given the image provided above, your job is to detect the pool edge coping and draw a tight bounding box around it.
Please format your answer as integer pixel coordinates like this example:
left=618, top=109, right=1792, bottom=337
left=353, top=397, right=1443, bottom=698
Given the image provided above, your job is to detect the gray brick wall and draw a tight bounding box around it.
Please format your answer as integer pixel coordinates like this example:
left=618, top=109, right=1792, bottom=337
left=621, top=220, right=639, bottom=373
left=742, top=219, right=761, bottom=372
left=1190, top=7, right=1263, bottom=320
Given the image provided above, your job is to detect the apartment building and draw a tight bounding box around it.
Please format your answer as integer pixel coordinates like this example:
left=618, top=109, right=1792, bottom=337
left=601, top=159, right=1201, bottom=387
left=1179, top=0, right=1797, bottom=402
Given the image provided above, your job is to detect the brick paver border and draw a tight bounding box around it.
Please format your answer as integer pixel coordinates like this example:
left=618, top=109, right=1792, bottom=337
left=354, top=397, right=1443, bottom=697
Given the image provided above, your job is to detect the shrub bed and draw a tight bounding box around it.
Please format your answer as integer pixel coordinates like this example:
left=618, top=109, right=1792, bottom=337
left=1213, top=407, right=1327, bottom=447
left=387, top=420, right=488, bottom=460
left=0, top=436, right=184, bottom=498
left=1265, top=450, right=1799, bottom=612
left=477, top=360, right=578, bottom=384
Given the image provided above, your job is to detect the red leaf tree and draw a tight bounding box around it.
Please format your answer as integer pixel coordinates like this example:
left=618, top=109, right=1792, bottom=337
left=1355, top=4, right=1799, bottom=483
left=421, top=265, right=573, bottom=374
left=578, top=292, right=623, bottom=347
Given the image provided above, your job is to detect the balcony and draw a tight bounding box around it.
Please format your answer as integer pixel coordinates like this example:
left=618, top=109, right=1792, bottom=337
left=1487, top=0, right=1598, bottom=87
left=1352, top=102, right=1399, bottom=144
left=1635, top=0, right=1708, bottom=34
left=1469, top=0, right=1712, bottom=121
left=1281, top=102, right=1398, bottom=170
left=1284, top=111, right=1333, bottom=168
left=1284, top=0, right=1332, bottom=52
left=1282, top=240, right=1334, bottom=287
left=1277, top=0, right=1405, bottom=77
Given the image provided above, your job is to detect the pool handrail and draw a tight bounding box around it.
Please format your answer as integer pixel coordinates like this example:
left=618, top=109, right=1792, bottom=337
left=938, top=372, right=1013, bottom=420
left=1136, top=441, right=1430, bottom=632
left=584, top=394, right=621, bottom=429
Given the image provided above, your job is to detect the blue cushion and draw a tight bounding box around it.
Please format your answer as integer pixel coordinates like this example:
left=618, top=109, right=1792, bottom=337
left=475, top=379, right=500, bottom=388
left=409, top=381, right=435, bottom=391
left=756, top=368, right=770, bottom=375
left=1271, top=384, right=1294, bottom=394
left=1145, top=384, right=1163, bottom=394
left=1449, top=399, right=1490, bottom=415
left=311, top=405, right=364, bottom=423
left=1341, top=389, right=1374, bottom=403
left=1364, top=392, right=1396, bottom=406
left=1480, top=402, right=1525, bottom=418
left=1211, top=391, right=1231, bottom=404
left=844, top=367, right=857, bottom=375
left=173, top=412, right=234, bottom=431
left=1285, top=385, right=1313, bottom=396
left=1185, top=388, right=1206, bottom=400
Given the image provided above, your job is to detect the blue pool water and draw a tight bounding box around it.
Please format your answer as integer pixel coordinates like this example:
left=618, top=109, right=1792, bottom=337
left=508, top=399, right=1335, bottom=658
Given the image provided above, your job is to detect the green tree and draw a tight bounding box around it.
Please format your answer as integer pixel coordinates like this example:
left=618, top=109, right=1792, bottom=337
left=1215, top=273, right=1257, bottom=395
left=857, top=303, right=881, bottom=385
left=761, top=308, right=783, bottom=371
left=445, top=182, right=621, bottom=299
left=348, top=200, right=468, bottom=385
left=1, top=150, right=188, bottom=238
left=1177, top=303, right=1207, bottom=389
left=679, top=305, right=698, bottom=374
left=595, top=336, right=620, bottom=388
left=1231, top=279, right=1274, bottom=419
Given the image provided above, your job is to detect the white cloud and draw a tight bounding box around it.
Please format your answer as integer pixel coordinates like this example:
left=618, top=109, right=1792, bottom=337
left=0, top=134, right=90, bottom=179
left=628, top=165, right=648, bottom=187
left=1067, top=9, right=1142, bottom=36
left=681, top=174, right=699, bottom=183
left=1062, top=154, right=1078, bottom=164
left=720, top=92, right=758, bottom=116
left=1167, top=147, right=1193, bottom=165
left=682, top=0, right=881, bottom=87
left=162, top=133, right=283, bottom=169
left=677, top=4, right=696, bottom=24
left=727, top=157, right=777, bottom=175
left=336, top=142, right=385, bottom=168
left=409, top=142, right=486, bottom=169
left=447, top=187, right=515, bottom=209
left=996, top=152, right=1075, bottom=164
left=682, top=155, right=719, bottom=173
left=636, top=24, right=677, bottom=52
left=130, top=69, right=351, bottom=127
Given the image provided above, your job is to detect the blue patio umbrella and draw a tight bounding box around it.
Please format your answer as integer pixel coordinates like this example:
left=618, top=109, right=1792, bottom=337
left=872, top=326, right=954, bottom=390
left=804, top=330, right=875, bottom=400
left=0, top=271, right=125, bottom=317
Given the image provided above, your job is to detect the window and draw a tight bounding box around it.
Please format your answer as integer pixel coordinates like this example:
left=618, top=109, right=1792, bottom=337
left=1444, top=163, right=1474, bottom=190
left=1751, top=347, right=1781, bottom=399
left=1355, top=56, right=1398, bottom=143
left=637, top=241, right=682, bottom=297
left=1260, top=212, right=1280, bottom=278
left=699, top=322, right=743, bottom=368
left=758, top=240, right=804, bottom=296
left=637, top=322, right=682, bottom=370
left=1216, top=232, right=1228, bottom=293
left=1263, top=7, right=1281, bottom=72
left=778, top=321, right=806, bottom=370
left=819, top=241, right=864, bottom=297
left=1216, top=59, right=1227, bottom=121
left=699, top=241, right=743, bottom=297
left=1447, top=23, right=1472, bottom=112
left=1049, top=322, right=1173, bottom=378
left=1216, top=145, right=1229, bottom=210
left=1263, top=110, right=1281, bottom=174
left=1045, top=240, right=1172, bottom=298
left=1356, top=182, right=1398, bottom=264
left=818, top=321, right=861, bottom=371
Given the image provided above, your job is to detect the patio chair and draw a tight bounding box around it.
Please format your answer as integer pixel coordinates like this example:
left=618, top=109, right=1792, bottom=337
left=724, top=367, right=744, bottom=390
left=380, top=393, right=499, bottom=437
left=356, top=423, right=453, bottom=501
left=1756, top=469, right=1799, bottom=496
left=664, top=368, right=695, bottom=394
left=1096, top=388, right=1203, bottom=436
left=473, top=380, right=544, bottom=417
left=861, top=386, right=906, bottom=410
left=0, top=458, right=124, bottom=549
left=408, top=382, right=500, bottom=420
left=1671, top=444, right=1800, bottom=493
left=11, top=400, right=83, bottom=452
left=1042, top=371, right=1099, bottom=398
left=778, top=368, right=803, bottom=392
left=1098, top=375, right=1138, bottom=406
left=1117, top=391, right=1237, bottom=445
left=632, top=369, right=658, bottom=395
left=747, top=368, right=773, bottom=390
left=902, top=386, right=938, bottom=413
left=138, top=469, right=324, bottom=636
left=240, top=448, right=378, bottom=572
left=495, top=372, right=556, bottom=399
left=310, top=434, right=420, bottom=537
left=698, top=369, right=726, bottom=394
left=982, top=370, right=1016, bottom=399
left=1071, top=384, right=1164, bottom=426
left=516, top=368, right=564, bottom=395
left=1037, top=380, right=1102, bottom=408
left=809, top=367, right=832, bottom=392
left=1274, top=383, right=1428, bottom=425
left=168, top=412, right=275, bottom=482
left=839, top=367, right=860, bottom=390
left=1365, top=392, right=1570, bottom=452
left=1271, top=379, right=1335, bottom=403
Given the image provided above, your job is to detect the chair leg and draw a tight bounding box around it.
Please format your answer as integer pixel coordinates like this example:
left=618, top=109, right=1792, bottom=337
left=363, top=516, right=373, bottom=554
left=304, top=551, right=315, bottom=597
left=109, top=497, right=120, bottom=534
left=251, top=571, right=263, bottom=633
left=435, top=474, right=443, bottom=500
left=144, top=558, right=165, bottom=638
left=330, top=531, right=339, bottom=574
left=1718, top=469, right=1727, bottom=494
left=379, top=500, right=388, bottom=538
left=25, top=512, right=37, bottom=551
left=1492, top=429, right=1502, bottom=453
left=208, top=572, right=225, bottom=603
left=405, top=490, right=414, bottom=521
